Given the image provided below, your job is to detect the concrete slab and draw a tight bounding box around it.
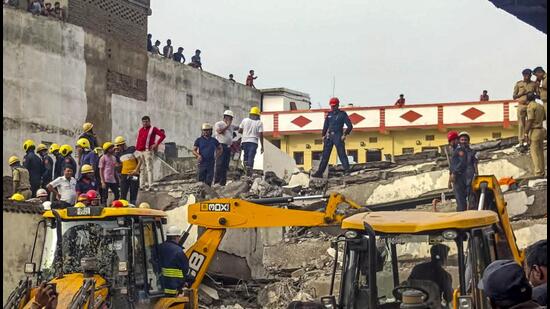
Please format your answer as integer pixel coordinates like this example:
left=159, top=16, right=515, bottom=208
left=287, top=173, right=310, bottom=188
left=262, top=139, right=299, bottom=181
left=263, top=239, right=331, bottom=270
left=514, top=224, right=548, bottom=250
left=503, top=191, right=529, bottom=217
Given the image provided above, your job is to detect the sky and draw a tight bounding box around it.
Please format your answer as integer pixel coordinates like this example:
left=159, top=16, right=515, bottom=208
left=148, top=0, right=547, bottom=108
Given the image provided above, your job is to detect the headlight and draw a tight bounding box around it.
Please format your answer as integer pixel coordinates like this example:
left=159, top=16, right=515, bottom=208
left=345, top=231, right=358, bottom=239
left=458, top=296, right=473, bottom=308
left=442, top=229, right=458, bottom=240
left=24, top=263, right=36, bottom=274
left=118, top=261, right=128, bottom=272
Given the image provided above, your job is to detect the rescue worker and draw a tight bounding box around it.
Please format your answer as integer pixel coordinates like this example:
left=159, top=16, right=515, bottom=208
left=214, top=110, right=237, bottom=185
left=49, top=143, right=63, bottom=179
left=312, top=97, right=353, bottom=178
left=408, top=244, right=453, bottom=305
left=76, top=164, right=99, bottom=196
left=76, top=193, right=90, bottom=206
left=450, top=132, right=478, bottom=211
left=78, top=138, right=100, bottom=182
left=99, top=142, right=120, bottom=205
left=158, top=226, right=193, bottom=296
left=23, top=139, right=43, bottom=197
left=8, top=156, right=32, bottom=199
left=36, top=143, right=53, bottom=189
left=79, top=122, right=99, bottom=149
left=26, top=188, right=49, bottom=204
left=445, top=131, right=459, bottom=189
left=59, top=144, right=77, bottom=175
left=193, top=123, right=222, bottom=186
left=86, top=190, right=100, bottom=206
left=238, top=107, right=264, bottom=176
left=114, top=136, right=141, bottom=205
left=524, top=92, right=546, bottom=177
left=533, top=66, right=547, bottom=115
left=513, top=69, right=539, bottom=143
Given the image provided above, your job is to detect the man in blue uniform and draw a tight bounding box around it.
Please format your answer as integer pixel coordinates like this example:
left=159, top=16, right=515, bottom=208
left=193, top=123, right=222, bottom=186
left=158, top=226, right=193, bottom=296
left=450, top=131, right=478, bottom=211
left=23, top=139, right=44, bottom=197
left=312, top=97, right=353, bottom=178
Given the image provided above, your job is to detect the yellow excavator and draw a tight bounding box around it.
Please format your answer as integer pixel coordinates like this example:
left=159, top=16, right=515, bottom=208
left=4, top=193, right=364, bottom=309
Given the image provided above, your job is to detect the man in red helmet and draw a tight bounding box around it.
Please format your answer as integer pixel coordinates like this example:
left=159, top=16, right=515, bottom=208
left=445, top=131, right=459, bottom=189
left=312, top=97, right=353, bottom=178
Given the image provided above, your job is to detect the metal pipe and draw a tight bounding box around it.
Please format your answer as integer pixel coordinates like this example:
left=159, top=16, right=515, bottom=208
left=247, top=194, right=326, bottom=205
left=477, top=182, right=488, bottom=211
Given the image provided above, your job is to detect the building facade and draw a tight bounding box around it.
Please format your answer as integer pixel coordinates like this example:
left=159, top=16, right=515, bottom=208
left=261, top=100, right=519, bottom=170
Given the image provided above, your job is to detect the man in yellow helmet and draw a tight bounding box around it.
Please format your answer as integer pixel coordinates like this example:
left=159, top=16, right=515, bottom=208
left=49, top=143, right=64, bottom=179
left=99, top=142, right=120, bottom=205
left=36, top=144, right=53, bottom=189
left=23, top=139, right=43, bottom=197
left=8, top=156, right=32, bottom=199
left=114, top=136, right=141, bottom=205
left=79, top=122, right=98, bottom=149
left=59, top=144, right=77, bottom=175
left=78, top=138, right=100, bottom=182
left=238, top=107, right=264, bottom=176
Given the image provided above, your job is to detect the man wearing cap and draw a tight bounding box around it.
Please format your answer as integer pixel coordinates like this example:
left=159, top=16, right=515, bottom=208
left=79, top=122, right=98, bottom=149
left=445, top=131, right=459, bottom=189
left=312, top=97, right=353, bottom=178
left=479, top=259, right=543, bottom=308
left=408, top=244, right=453, bottom=305
left=524, top=92, right=546, bottom=177
left=26, top=188, right=49, bottom=204
left=239, top=107, right=264, bottom=176
left=9, top=156, right=32, bottom=199
left=533, top=67, right=547, bottom=115
left=99, top=142, right=120, bottom=205
left=158, top=226, right=193, bottom=296
left=214, top=110, right=238, bottom=185
left=115, top=136, right=141, bottom=205
left=193, top=123, right=222, bottom=186
left=524, top=240, right=547, bottom=306
left=513, top=69, right=539, bottom=143
left=23, top=140, right=44, bottom=198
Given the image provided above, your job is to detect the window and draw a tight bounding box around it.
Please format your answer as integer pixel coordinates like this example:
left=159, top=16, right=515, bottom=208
left=136, top=220, right=163, bottom=295
left=425, top=135, right=435, bottom=141
left=369, top=137, right=378, bottom=143
left=366, top=149, right=382, bottom=162
left=289, top=102, right=297, bottom=110
left=293, top=152, right=304, bottom=165
left=314, top=139, right=323, bottom=145
left=186, top=94, right=193, bottom=106
left=312, top=151, right=323, bottom=161
left=402, top=148, right=414, bottom=155
left=271, top=140, right=281, bottom=149
left=347, top=150, right=358, bottom=164
left=492, top=132, right=501, bottom=139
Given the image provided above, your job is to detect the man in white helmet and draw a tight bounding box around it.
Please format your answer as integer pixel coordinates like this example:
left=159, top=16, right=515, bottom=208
left=158, top=226, right=193, bottom=296
left=214, top=110, right=238, bottom=186
left=193, top=123, right=222, bottom=186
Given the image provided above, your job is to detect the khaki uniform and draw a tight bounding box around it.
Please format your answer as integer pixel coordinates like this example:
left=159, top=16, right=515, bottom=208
left=12, top=166, right=32, bottom=199
left=526, top=101, right=546, bottom=177
left=514, top=80, right=538, bottom=139
left=538, top=73, right=547, bottom=114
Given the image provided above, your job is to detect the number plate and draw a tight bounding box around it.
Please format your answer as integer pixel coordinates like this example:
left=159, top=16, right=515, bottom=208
left=67, top=207, right=104, bottom=217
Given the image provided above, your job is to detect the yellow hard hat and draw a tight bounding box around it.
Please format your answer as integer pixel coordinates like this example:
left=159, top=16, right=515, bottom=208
left=76, top=138, right=91, bottom=150
left=114, top=136, right=126, bottom=146
left=81, top=164, right=94, bottom=174
left=49, top=143, right=60, bottom=154
left=94, top=147, right=103, bottom=155
left=36, top=144, right=48, bottom=152
left=139, top=202, right=151, bottom=209
left=201, top=123, right=213, bottom=130
left=102, top=142, right=114, bottom=151
left=249, top=106, right=261, bottom=115
left=23, top=139, right=35, bottom=152
left=10, top=193, right=25, bottom=201
left=74, top=202, right=86, bottom=208
left=59, top=144, right=73, bottom=157
left=82, top=122, right=94, bottom=133
left=8, top=156, right=20, bottom=165
left=119, top=199, right=129, bottom=207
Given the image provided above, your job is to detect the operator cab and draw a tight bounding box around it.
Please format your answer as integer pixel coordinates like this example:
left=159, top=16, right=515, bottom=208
left=322, top=210, right=515, bottom=309
left=25, top=206, right=169, bottom=307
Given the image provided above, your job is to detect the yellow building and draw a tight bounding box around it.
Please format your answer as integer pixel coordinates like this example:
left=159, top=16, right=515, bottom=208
left=260, top=94, right=519, bottom=171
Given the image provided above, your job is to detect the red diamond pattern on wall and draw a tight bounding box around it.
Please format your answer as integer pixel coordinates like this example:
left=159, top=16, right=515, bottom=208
left=291, top=115, right=312, bottom=127
left=348, top=113, right=365, bottom=125
left=462, top=107, right=485, bottom=120
left=400, top=110, right=423, bottom=123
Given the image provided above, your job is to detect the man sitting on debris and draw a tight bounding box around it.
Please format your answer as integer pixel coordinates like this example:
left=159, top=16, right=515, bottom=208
left=525, top=239, right=547, bottom=306
left=158, top=226, right=193, bottom=296
left=408, top=244, right=453, bottom=305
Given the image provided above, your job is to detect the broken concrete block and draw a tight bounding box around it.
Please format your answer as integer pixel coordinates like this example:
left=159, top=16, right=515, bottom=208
left=302, top=275, right=339, bottom=298
left=503, top=191, right=530, bottom=217
left=263, top=239, right=331, bottom=270
left=216, top=180, right=250, bottom=198
left=514, top=224, right=548, bottom=250
left=262, top=139, right=299, bottom=181
left=287, top=172, right=310, bottom=188
left=528, top=179, right=547, bottom=188
left=199, top=284, right=219, bottom=300
left=291, top=268, right=306, bottom=278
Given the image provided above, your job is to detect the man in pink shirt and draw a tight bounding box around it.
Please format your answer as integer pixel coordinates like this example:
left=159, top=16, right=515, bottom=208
left=99, top=142, right=120, bottom=205
left=135, top=115, right=166, bottom=190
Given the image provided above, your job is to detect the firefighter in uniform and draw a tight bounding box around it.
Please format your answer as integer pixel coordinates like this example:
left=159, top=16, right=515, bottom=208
left=525, top=93, right=546, bottom=177
left=36, top=143, right=53, bottom=189
left=8, top=156, right=32, bottom=199
left=513, top=69, right=539, bottom=143
left=59, top=144, right=77, bottom=174
left=23, top=140, right=44, bottom=197
left=49, top=143, right=64, bottom=179
left=158, top=226, right=193, bottom=296
left=450, top=132, right=477, bottom=211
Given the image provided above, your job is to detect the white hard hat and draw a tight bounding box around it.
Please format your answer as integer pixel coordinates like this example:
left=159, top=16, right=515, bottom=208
left=223, top=110, right=235, bottom=118
left=202, top=123, right=213, bottom=130
left=36, top=188, right=48, bottom=198
left=166, top=225, right=181, bottom=237
left=42, top=201, right=52, bottom=210
left=458, top=131, right=470, bottom=138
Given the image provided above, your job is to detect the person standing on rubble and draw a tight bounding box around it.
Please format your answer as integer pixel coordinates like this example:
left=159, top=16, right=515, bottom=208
left=513, top=69, right=539, bottom=145
left=524, top=92, right=546, bottom=177
left=114, top=136, right=141, bottom=205
left=239, top=107, right=264, bottom=176
left=450, top=132, right=478, bottom=211
left=445, top=131, right=459, bottom=189
left=23, top=139, right=44, bottom=198
left=193, top=123, right=222, bottom=186
left=99, top=142, right=120, bottom=205
left=312, top=97, right=353, bottom=178
left=36, top=143, right=53, bottom=190
left=49, top=143, right=63, bottom=179
left=135, top=115, right=166, bottom=191
left=59, top=144, right=77, bottom=176
left=8, top=156, right=32, bottom=200
left=214, top=110, right=237, bottom=185
left=158, top=226, right=194, bottom=296
left=79, top=122, right=99, bottom=150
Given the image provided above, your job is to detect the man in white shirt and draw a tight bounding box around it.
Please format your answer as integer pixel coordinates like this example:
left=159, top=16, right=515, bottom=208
left=239, top=106, right=264, bottom=176
left=214, top=110, right=238, bottom=185
left=47, top=166, right=77, bottom=207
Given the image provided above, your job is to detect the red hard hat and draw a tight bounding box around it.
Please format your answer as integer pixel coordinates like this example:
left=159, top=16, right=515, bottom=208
left=447, top=131, right=459, bottom=142
left=329, top=97, right=340, bottom=106
left=112, top=200, right=123, bottom=208
left=86, top=190, right=98, bottom=200
left=77, top=194, right=88, bottom=202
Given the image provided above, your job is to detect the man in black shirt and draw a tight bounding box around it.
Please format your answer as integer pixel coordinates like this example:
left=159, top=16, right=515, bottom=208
left=408, top=244, right=453, bottom=304
left=147, top=34, right=153, bottom=52
left=173, top=47, right=185, bottom=63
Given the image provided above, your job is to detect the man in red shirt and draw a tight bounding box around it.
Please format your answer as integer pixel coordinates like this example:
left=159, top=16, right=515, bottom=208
left=395, top=94, right=406, bottom=107
left=135, top=115, right=166, bottom=190
left=246, top=70, right=258, bottom=88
